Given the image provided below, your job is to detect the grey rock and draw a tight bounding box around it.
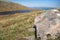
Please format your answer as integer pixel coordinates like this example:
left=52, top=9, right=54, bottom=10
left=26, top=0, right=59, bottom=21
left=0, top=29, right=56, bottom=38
left=34, top=9, right=60, bottom=40
left=25, top=36, right=35, bottom=40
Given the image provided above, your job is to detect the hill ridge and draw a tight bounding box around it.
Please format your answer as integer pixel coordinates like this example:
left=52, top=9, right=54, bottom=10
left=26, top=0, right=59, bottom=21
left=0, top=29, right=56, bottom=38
left=0, top=1, right=32, bottom=12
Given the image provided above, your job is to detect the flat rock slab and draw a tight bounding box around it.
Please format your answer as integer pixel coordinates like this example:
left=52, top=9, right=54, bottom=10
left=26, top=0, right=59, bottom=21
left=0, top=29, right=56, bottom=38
left=25, top=36, right=35, bottom=40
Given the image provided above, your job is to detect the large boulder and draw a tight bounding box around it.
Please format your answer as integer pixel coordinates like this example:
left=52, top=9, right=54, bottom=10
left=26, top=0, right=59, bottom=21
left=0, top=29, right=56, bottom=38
left=34, top=9, right=60, bottom=40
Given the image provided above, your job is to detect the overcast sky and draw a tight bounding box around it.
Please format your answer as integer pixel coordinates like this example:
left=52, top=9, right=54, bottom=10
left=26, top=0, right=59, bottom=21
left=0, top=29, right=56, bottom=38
left=6, top=0, right=60, bottom=8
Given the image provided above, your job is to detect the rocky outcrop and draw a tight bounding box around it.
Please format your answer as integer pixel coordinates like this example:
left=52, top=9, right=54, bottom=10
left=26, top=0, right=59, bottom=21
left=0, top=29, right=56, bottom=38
left=34, top=9, right=60, bottom=40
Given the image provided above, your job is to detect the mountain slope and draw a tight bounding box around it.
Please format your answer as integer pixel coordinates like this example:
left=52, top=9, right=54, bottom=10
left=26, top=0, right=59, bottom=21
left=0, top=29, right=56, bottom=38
left=0, top=1, right=32, bottom=12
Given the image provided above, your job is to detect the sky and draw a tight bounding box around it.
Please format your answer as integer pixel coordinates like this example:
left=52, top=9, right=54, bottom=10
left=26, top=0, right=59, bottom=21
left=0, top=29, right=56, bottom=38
left=9, top=0, right=60, bottom=8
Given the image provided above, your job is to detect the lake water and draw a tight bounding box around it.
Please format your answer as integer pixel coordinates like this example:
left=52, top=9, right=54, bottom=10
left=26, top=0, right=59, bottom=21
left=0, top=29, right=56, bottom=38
left=32, top=7, right=56, bottom=10
left=0, top=10, right=32, bottom=15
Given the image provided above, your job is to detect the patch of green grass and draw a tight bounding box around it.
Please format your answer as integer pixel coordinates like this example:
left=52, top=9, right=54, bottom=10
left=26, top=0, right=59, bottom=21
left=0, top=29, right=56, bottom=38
left=0, top=11, right=42, bottom=40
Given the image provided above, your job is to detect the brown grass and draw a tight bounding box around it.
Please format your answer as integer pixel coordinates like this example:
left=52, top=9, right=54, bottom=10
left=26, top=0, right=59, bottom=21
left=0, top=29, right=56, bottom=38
left=0, top=11, right=43, bottom=40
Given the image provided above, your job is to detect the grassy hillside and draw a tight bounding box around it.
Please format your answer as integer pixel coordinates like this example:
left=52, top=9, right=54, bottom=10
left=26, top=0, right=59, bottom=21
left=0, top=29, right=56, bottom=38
left=58, top=9, right=60, bottom=11
left=0, top=11, right=43, bottom=40
left=0, top=1, right=35, bottom=12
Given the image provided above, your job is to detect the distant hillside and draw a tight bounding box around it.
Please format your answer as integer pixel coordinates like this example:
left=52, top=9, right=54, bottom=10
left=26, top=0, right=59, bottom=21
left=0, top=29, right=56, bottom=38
left=0, top=1, right=34, bottom=12
left=58, top=9, right=60, bottom=11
